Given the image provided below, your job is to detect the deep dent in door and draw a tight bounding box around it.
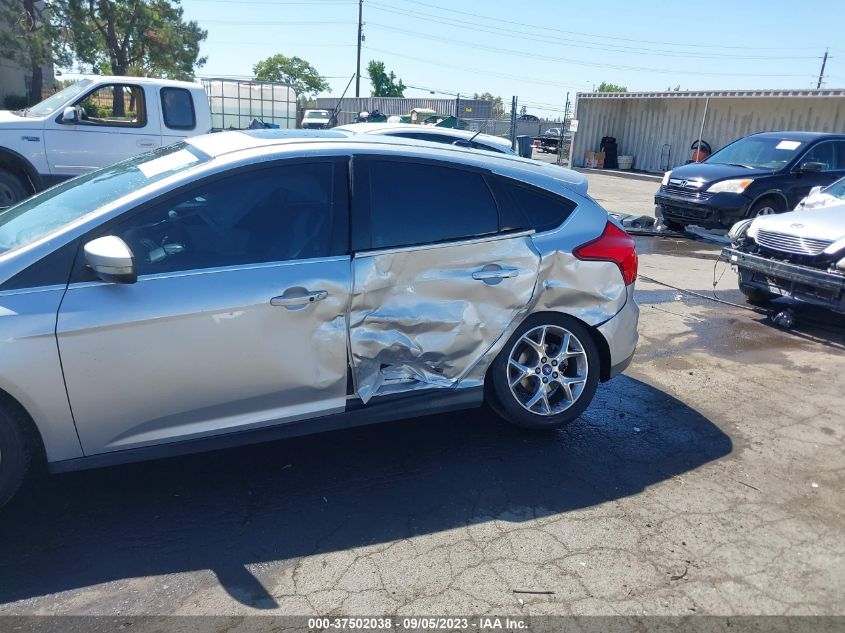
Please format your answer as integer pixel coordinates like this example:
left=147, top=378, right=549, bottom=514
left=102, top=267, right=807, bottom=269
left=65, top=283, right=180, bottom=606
left=349, top=233, right=628, bottom=402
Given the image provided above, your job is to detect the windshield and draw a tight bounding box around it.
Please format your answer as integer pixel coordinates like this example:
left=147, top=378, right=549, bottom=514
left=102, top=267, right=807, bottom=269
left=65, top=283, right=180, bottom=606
left=705, top=136, right=804, bottom=170
left=25, top=79, right=94, bottom=117
left=305, top=111, right=330, bottom=120
left=823, top=177, right=845, bottom=200
left=0, top=143, right=210, bottom=256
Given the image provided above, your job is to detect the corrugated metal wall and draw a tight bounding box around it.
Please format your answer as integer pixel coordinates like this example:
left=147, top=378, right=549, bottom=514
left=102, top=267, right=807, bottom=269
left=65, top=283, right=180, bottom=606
left=572, top=95, right=845, bottom=173
left=316, top=97, right=493, bottom=125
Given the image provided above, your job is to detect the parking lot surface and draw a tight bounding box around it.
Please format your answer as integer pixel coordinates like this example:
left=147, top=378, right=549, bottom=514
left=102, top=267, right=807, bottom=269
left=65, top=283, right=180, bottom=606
left=532, top=150, right=660, bottom=218
left=1, top=196, right=843, bottom=617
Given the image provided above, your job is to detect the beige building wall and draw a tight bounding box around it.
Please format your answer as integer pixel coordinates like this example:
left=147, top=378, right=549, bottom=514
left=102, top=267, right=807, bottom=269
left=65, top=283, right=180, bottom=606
left=572, top=91, right=845, bottom=173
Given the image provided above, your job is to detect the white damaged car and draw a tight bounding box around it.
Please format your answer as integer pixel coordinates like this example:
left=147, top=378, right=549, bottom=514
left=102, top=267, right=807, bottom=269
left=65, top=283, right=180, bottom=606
left=724, top=201, right=845, bottom=312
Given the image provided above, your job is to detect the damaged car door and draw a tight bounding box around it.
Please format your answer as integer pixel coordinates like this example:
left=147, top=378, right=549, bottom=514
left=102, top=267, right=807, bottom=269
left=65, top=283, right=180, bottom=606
left=56, top=158, right=351, bottom=454
left=349, top=156, right=540, bottom=401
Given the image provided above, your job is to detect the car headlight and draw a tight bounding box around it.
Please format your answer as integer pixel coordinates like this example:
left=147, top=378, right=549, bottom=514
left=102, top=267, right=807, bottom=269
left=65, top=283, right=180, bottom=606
left=707, top=178, right=754, bottom=194
left=661, top=171, right=671, bottom=186
left=728, top=219, right=753, bottom=241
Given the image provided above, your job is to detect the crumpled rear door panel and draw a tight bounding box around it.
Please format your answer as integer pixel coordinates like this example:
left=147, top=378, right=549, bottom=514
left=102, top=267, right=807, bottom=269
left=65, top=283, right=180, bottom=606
left=349, top=232, right=540, bottom=402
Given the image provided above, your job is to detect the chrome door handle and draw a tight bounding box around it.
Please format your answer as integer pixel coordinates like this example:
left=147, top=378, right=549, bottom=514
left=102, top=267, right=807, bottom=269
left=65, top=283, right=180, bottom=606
left=270, top=290, right=328, bottom=308
left=472, top=267, right=519, bottom=281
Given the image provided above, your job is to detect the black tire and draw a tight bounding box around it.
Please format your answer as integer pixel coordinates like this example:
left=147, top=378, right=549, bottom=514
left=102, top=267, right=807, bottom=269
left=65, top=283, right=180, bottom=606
left=746, top=196, right=785, bottom=219
left=0, top=169, right=29, bottom=208
left=740, top=283, right=776, bottom=306
left=0, top=399, right=35, bottom=508
left=738, top=271, right=776, bottom=305
left=487, top=313, right=600, bottom=430
left=662, top=218, right=686, bottom=232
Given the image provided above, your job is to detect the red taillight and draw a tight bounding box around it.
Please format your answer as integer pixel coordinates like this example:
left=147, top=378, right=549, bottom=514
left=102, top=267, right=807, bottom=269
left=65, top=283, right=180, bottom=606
left=573, top=221, right=638, bottom=285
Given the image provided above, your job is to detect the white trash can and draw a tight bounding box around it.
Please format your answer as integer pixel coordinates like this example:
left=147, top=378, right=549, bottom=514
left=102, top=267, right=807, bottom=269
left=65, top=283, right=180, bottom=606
left=617, top=155, right=634, bottom=170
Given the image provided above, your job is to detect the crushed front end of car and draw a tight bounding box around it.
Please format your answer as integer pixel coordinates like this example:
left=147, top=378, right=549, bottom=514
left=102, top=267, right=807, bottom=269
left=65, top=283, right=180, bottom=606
left=723, top=208, right=845, bottom=314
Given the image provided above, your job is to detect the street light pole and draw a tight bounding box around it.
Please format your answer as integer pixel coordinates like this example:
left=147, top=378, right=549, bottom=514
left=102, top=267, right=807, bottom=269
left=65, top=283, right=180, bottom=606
left=355, top=0, right=363, bottom=97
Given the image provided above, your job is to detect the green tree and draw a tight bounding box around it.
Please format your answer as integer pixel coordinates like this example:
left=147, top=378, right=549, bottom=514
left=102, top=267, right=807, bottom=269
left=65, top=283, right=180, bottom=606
left=367, top=60, right=405, bottom=97
left=0, top=0, right=68, bottom=103
left=253, top=54, right=328, bottom=97
left=473, top=91, right=505, bottom=118
left=597, top=81, right=627, bottom=93
left=62, top=0, right=207, bottom=80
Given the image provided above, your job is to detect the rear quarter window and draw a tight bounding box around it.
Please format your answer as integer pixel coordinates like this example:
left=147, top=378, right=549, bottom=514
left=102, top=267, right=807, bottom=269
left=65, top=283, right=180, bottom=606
left=491, top=177, right=577, bottom=232
left=161, top=88, right=196, bottom=131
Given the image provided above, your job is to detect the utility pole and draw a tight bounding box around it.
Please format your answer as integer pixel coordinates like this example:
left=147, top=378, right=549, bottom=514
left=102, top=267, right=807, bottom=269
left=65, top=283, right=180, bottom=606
left=455, top=93, right=460, bottom=128
left=355, top=0, right=363, bottom=97
left=510, top=96, right=518, bottom=150
left=817, top=48, right=829, bottom=90
left=557, top=92, right=569, bottom=166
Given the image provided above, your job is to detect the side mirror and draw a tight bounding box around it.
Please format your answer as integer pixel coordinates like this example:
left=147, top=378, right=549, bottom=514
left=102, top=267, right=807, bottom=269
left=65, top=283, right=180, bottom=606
left=61, top=106, right=78, bottom=123
left=797, top=161, right=825, bottom=174
left=808, top=185, right=824, bottom=197
left=84, top=236, right=137, bottom=284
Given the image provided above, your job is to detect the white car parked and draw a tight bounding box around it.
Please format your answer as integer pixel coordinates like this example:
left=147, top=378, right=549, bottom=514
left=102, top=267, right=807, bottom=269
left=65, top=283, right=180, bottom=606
left=725, top=199, right=845, bottom=312
left=335, top=123, right=515, bottom=155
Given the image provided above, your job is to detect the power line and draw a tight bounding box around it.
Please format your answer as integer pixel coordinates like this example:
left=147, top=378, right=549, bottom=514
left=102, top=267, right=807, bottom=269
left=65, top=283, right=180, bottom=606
left=364, top=23, right=812, bottom=78
left=189, top=0, right=354, bottom=4
left=367, top=3, right=821, bottom=61
left=361, top=45, right=594, bottom=90
left=384, top=0, right=823, bottom=52
left=197, top=19, right=352, bottom=25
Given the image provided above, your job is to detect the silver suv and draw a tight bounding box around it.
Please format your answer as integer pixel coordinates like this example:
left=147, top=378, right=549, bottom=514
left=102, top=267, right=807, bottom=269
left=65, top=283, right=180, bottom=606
left=0, top=130, right=639, bottom=506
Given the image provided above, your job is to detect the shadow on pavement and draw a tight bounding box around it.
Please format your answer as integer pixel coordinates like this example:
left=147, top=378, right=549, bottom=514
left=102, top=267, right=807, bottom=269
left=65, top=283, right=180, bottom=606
left=0, top=376, right=731, bottom=609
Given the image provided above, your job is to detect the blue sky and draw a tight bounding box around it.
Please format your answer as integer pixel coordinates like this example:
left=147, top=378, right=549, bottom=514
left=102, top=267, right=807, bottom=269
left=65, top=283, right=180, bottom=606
left=179, top=0, right=842, bottom=117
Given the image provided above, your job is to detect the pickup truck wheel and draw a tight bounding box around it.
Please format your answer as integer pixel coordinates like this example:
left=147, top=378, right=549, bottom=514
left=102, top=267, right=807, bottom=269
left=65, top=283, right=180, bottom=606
left=0, top=400, right=34, bottom=508
left=0, top=169, right=29, bottom=208
left=747, top=196, right=785, bottom=218
left=487, top=314, right=600, bottom=430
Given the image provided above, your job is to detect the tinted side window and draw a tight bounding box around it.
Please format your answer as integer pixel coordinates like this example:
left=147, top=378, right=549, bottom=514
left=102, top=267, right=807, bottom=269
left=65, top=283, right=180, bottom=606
left=391, top=132, right=457, bottom=146
left=833, top=141, right=845, bottom=170
left=367, top=160, right=498, bottom=249
left=161, top=88, right=196, bottom=130
left=491, top=178, right=576, bottom=233
left=800, top=141, right=835, bottom=170
left=111, top=162, right=343, bottom=276
left=471, top=141, right=505, bottom=153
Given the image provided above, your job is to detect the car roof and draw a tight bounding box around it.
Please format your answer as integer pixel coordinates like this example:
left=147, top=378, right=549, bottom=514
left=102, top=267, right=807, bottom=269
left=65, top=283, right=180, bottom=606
left=335, top=122, right=513, bottom=150
left=185, top=130, right=587, bottom=195
left=77, top=75, right=203, bottom=90
left=747, top=131, right=845, bottom=141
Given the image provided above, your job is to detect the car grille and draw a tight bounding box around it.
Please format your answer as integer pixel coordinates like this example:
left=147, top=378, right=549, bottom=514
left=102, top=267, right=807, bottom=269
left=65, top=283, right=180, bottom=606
left=755, top=230, right=834, bottom=256
left=659, top=185, right=714, bottom=201
left=660, top=204, right=712, bottom=221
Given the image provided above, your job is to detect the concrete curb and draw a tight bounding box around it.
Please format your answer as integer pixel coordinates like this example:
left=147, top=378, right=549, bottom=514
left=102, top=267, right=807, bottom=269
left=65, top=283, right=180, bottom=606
left=575, top=167, right=662, bottom=183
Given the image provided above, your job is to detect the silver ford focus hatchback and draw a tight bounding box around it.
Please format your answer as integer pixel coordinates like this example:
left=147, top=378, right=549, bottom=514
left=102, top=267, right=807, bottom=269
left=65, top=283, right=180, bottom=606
left=0, top=130, right=639, bottom=506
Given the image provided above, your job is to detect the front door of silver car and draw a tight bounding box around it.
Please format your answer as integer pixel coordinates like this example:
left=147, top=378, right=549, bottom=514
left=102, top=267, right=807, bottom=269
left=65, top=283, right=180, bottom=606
left=56, top=158, right=352, bottom=455
left=348, top=157, right=541, bottom=401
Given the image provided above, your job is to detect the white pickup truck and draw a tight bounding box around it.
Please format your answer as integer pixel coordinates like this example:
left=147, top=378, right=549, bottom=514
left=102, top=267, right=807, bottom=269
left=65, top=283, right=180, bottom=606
left=0, top=76, right=296, bottom=207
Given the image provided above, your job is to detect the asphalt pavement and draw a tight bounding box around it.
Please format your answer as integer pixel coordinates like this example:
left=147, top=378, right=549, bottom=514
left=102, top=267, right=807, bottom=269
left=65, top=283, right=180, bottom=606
left=0, top=179, right=843, bottom=618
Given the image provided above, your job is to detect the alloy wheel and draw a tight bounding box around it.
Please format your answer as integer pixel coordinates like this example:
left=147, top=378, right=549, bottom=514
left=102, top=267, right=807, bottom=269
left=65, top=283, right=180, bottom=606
left=506, top=324, right=589, bottom=416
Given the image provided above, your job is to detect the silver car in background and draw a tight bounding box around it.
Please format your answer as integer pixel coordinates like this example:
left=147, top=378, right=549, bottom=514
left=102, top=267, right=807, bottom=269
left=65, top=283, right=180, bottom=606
left=335, top=122, right=516, bottom=155
left=0, top=130, right=638, bottom=506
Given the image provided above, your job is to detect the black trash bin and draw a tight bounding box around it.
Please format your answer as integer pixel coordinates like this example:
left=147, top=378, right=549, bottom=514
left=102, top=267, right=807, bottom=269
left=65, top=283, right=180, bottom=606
left=600, top=136, right=618, bottom=169
left=516, top=135, right=533, bottom=158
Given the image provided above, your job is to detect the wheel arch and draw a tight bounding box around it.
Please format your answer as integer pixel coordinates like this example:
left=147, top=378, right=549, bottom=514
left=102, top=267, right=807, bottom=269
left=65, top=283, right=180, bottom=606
left=749, top=190, right=788, bottom=212
left=0, top=386, right=47, bottom=467
left=0, top=146, right=42, bottom=194
left=490, top=310, right=613, bottom=383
